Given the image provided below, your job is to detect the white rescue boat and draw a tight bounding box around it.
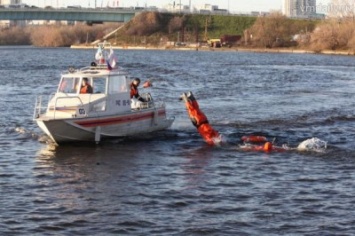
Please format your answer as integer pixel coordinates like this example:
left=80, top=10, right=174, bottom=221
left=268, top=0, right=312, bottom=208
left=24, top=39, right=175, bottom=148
left=33, top=42, right=174, bottom=145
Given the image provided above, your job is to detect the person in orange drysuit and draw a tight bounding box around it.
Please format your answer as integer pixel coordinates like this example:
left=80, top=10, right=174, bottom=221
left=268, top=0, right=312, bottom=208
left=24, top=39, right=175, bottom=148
left=80, top=78, right=93, bottom=94
left=180, top=91, right=221, bottom=145
left=180, top=91, right=288, bottom=152
left=130, top=78, right=146, bottom=102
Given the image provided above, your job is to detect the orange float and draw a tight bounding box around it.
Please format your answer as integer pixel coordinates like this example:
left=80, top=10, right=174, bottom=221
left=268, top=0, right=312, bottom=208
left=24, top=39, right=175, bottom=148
left=240, top=139, right=286, bottom=152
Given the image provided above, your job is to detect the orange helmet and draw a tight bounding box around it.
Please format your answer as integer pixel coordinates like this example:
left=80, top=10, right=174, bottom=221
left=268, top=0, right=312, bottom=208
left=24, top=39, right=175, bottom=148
left=264, top=142, right=273, bottom=152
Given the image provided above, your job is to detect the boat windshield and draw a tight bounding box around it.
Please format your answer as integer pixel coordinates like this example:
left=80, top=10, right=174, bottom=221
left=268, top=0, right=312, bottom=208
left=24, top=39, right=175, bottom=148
left=58, top=77, right=96, bottom=94
left=92, top=77, right=106, bottom=94
left=58, top=75, right=128, bottom=95
left=108, top=75, right=129, bottom=94
left=58, top=77, right=81, bottom=94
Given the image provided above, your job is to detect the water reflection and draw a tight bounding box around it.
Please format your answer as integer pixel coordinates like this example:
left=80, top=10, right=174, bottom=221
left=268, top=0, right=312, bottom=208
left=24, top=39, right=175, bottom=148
left=179, top=146, right=214, bottom=191
left=33, top=142, right=145, bottom=227
left=8, top=48, right=354, bottom=234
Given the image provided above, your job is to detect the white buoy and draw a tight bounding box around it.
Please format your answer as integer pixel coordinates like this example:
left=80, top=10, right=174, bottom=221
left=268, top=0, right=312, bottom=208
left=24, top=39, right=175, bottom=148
left=297, top=138, right=327, bottom=152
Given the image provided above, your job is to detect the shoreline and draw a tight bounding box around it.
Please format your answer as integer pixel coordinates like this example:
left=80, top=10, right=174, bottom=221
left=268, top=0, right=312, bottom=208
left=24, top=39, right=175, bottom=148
left=70, top=44, right=355, bottom=56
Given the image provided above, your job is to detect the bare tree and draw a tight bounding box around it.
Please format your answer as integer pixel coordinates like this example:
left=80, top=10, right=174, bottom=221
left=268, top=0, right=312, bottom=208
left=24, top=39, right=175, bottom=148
left=0, top=27, right=30, bottom=45
left=168, top=16, right=184, bottom=34
left=304, top=0, right=355, bottom=51
left=126, top=12, right=163, bottom=36
left=309, top=18, right=355, bottom=51
left=249, top=11, right=294, bottom=48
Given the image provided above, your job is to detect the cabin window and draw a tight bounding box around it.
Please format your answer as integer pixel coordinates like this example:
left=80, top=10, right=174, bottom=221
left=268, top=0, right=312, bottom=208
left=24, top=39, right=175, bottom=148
left=92, top=77, right=107, bottom=94
left=108, top=75, right=128, bottom=94
left=58, top=77, right=80, bottom=94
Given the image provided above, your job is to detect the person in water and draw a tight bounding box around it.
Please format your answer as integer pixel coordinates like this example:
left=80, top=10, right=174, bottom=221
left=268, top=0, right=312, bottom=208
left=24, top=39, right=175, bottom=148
left=180, top=91, right=327, bottom=152
left=130, top=78, right=145, bottom=102
left=180, top=91, right=221, bottom=145
left=80, top=78, right=93, bottom=94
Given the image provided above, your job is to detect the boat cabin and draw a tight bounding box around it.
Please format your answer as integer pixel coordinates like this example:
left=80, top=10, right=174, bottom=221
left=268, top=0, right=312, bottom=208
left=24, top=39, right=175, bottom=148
left=45, top=67, right=149, bottom=119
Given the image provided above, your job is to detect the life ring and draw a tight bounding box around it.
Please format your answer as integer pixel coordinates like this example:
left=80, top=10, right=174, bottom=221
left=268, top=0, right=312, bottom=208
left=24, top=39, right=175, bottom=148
left=241, top=135, right=268, bottom=143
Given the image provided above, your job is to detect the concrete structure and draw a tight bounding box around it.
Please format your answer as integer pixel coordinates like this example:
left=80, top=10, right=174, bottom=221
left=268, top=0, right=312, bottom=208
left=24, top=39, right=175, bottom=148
left=0, top=8, right=137, bottom=27
left=0, top=0, right=23, bottom=27
left=284, top=0, right=317, bottom=18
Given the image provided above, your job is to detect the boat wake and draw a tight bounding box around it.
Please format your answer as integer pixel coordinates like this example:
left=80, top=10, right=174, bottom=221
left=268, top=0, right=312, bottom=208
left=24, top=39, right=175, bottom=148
left=13, top=126, right=53, bottom=144
left=14, top=127, right=39, bottom=139
left=233, top=136, right=327, bottom=153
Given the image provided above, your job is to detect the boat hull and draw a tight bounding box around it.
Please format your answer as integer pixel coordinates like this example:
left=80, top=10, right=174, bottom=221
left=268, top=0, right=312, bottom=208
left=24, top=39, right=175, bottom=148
left=36, top=108, right=174, bottom=144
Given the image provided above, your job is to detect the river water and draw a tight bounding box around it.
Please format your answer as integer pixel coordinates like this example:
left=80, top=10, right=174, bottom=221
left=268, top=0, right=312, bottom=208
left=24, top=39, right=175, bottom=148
left=1, top=47, right=355, bottom=235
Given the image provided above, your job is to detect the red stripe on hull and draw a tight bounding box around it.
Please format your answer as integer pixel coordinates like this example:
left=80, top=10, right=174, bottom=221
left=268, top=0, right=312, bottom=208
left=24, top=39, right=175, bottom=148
left=75, top=110, right=166, bottom=128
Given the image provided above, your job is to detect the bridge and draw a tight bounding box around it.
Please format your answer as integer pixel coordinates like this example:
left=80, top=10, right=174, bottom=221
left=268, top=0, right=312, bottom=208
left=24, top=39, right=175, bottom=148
left=0, top=8, right=139, bottom=23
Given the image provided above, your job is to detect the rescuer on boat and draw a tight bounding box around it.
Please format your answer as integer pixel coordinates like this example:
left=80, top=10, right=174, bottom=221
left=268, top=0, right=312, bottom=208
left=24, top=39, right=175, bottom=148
left=130, top=78, right=146, bottom=102
left=80, top=78, right=93, bottom=94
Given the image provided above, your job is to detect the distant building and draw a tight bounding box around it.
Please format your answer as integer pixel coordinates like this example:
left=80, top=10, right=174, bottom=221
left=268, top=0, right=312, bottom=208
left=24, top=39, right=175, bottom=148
left=200, top=4, right=218, bottom=12
left=163, top=3, right=190, bottom=13
left=284, top=0, right=317, bottom=18
left=0, top=0, right=21, bottom=5
left=198, top=4, right=228, bottom=14
left=162, top=3, right=229, bottom=15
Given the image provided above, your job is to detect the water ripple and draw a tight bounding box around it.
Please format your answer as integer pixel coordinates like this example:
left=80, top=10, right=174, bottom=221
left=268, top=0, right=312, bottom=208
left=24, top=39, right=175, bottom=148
left=1, top=48, right=355, bottom=235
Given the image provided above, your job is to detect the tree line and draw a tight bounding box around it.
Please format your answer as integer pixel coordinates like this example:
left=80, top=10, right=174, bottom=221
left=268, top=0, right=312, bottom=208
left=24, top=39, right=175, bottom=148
left=0, top=23, right=120, bottom=47
left=118, top=11, right=355, bottom=52
left=247, top=11, right=355, bottom=52
left=1, top=8, right=355, bottom=52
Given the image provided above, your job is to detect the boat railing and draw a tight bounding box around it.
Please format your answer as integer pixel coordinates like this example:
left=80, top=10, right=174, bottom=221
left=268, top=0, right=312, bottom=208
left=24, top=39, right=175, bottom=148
left=138, top=93, right=155, bottom=109
left=138, top=101, right=153, bottom=109
left=132, top=93, right=166, bottom=110
left=135, top=100, right=165, bottom=110
left=33, top=95, right=47, bottom=120
left=60, top=65, right=127, bottom=76
left=35, top=92, right=106, bottom=119
left=51, top=95, right=86, bottom=119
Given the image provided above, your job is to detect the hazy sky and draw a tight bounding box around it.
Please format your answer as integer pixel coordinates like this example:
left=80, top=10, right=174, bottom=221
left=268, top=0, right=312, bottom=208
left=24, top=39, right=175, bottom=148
left=23, top=0, right=331, bottom=13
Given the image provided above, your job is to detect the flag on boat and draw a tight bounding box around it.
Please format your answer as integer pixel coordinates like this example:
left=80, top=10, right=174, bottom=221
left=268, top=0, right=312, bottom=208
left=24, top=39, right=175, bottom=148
left=95, top=45, right=105, bottom=64
left=107, top=61, right=113, bottom=70
left=107, top=48, right=118, bottom=70
left=95, top=46, right=102, bottom=60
